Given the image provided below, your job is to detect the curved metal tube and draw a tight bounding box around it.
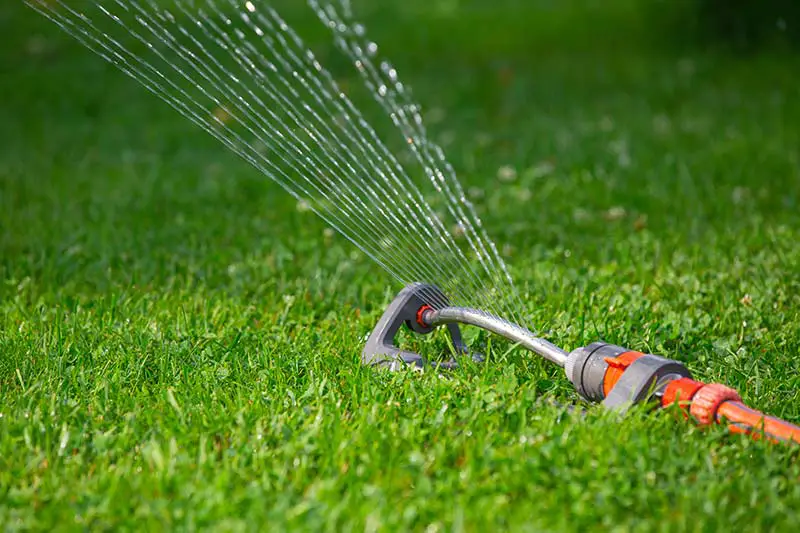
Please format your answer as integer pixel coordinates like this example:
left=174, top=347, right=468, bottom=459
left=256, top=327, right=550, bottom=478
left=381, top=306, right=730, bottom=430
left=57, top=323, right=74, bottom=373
left=422, top=307, right=569, bottom=367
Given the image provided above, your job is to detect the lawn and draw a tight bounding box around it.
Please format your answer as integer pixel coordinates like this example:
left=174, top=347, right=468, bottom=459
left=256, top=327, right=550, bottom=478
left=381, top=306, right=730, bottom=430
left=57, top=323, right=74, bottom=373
left=2, top=0, right=800, bottom=530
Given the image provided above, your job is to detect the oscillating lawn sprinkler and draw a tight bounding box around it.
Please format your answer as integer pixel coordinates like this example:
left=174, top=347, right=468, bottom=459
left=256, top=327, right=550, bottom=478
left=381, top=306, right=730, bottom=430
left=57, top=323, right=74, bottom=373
left=365, top=283, right=800, bottom=445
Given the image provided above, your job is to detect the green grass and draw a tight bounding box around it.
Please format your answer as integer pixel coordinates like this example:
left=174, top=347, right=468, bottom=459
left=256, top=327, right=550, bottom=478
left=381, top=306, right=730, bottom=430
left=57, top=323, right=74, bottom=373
left=2, top=1, right=800, bottom=530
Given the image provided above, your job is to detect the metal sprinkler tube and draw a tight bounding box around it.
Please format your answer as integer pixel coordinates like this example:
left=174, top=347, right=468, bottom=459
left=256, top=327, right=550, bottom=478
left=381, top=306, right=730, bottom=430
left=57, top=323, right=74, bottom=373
left=364, top=283, right=800, bottom=445
left=420, top=307, right=568, bottom=367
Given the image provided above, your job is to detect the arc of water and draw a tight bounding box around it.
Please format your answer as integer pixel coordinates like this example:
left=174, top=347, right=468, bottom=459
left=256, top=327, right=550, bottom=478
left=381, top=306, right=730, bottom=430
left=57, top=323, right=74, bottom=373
left=126, top=0, right=475, bottom=310
left=194, top=0, right=501, bottom=314
left=26, top=0, right=525, bottom=323
left=312, top=1, right=526, bottom=323
left=219, top=1, right=509, bottom=317
left=36, top=0, right=453, bottom=308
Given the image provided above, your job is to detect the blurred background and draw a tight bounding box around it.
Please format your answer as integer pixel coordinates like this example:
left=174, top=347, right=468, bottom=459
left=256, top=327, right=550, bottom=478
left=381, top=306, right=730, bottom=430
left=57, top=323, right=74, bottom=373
left=1, top=0, right=799, bottom=297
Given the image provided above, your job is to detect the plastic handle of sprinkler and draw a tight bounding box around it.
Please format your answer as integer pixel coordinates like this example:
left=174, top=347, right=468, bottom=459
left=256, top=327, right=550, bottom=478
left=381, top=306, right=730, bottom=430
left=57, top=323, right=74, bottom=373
left=662, top=378, right=800, bottom=445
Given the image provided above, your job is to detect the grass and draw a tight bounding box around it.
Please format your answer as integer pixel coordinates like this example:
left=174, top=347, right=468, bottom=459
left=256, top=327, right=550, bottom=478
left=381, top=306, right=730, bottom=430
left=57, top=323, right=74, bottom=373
left=2, top=0, right=800, bottom=530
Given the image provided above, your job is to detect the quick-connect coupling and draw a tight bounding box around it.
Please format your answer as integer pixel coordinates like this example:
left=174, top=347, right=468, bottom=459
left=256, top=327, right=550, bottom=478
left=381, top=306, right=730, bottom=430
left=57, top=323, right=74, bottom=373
left=565, top=342, right=692, bottom=412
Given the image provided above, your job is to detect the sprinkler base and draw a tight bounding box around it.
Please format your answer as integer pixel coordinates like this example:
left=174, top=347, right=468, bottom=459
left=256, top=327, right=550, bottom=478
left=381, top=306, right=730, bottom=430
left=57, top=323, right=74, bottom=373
left=362, top=283, right=483, bottom=370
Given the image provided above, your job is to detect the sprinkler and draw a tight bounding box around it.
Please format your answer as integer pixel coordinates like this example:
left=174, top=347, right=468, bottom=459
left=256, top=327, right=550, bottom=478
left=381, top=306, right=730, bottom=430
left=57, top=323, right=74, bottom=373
left=365, top=283, right=800, bottom=445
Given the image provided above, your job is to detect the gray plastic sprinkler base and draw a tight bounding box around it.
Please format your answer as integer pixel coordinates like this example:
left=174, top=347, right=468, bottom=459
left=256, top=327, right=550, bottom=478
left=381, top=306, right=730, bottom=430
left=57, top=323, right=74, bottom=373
left=362, top=283, right=483, bottom=370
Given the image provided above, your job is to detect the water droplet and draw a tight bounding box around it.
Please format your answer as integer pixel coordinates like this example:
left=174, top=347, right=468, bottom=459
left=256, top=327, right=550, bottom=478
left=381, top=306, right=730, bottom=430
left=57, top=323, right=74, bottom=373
left=380, top=61, right=398, bottom=82
left=245, top=1, right=255, bottom=12
left=353, top=23, right=366, bottom=36
left=378, top=85, right=388, bottom=97
left=366, top=42, right=378, bottom=56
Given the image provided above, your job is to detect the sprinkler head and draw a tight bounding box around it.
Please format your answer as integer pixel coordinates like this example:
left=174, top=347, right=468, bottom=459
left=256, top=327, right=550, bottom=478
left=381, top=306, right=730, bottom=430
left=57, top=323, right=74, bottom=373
left=362, top=283, right=480, bottom=370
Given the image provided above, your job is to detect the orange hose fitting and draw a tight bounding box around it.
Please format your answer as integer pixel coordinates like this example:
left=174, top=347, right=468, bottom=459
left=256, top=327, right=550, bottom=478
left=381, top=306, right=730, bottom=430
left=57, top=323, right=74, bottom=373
left=660, top=379, right=800, bottom=444
left=689, top=383, right=742, bottom=425
left=662, top=377, right=705, bottom=409
left=416, top=304, right=434, bottom=328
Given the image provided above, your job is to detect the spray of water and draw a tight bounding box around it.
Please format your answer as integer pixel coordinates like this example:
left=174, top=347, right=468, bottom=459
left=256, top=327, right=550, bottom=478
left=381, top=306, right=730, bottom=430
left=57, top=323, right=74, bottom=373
left=27, top=0, right=524, bottom=323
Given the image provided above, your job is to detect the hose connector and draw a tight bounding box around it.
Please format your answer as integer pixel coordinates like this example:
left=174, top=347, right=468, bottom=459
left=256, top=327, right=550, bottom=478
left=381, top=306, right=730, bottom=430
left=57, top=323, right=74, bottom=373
left=565, top=342, right=691, bottom=412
